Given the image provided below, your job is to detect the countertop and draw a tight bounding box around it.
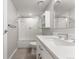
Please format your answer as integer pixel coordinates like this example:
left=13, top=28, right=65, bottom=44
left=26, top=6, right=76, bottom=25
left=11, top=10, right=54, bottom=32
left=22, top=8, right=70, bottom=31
left=37, top=35, right=75, bottom=59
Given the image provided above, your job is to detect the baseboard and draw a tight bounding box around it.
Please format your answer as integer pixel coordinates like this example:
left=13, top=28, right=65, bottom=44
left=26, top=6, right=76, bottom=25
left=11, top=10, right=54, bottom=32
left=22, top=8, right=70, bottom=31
left=9, top=48, right=17, bottom=59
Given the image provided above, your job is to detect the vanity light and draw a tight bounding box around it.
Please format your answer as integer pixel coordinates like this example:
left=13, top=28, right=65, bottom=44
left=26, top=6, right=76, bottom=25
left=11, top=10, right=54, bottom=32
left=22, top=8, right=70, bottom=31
left=55, top=0, right=62, bottom=4
left=37, top=0, right=46, bottom=7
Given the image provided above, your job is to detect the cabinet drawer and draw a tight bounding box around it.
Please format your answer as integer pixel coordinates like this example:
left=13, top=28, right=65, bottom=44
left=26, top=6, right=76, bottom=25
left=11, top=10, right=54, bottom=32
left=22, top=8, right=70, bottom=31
left=37, top=40, right=54, bottom=59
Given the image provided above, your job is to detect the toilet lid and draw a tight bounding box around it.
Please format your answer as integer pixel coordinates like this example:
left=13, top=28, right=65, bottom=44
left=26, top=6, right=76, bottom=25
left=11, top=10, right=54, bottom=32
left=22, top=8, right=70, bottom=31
left=30, top=42, right=37, bottom=45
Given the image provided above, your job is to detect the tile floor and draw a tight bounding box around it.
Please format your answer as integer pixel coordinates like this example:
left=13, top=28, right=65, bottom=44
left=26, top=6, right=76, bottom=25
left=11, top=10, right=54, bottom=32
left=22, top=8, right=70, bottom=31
left=12, top=48, right=36, bottom=59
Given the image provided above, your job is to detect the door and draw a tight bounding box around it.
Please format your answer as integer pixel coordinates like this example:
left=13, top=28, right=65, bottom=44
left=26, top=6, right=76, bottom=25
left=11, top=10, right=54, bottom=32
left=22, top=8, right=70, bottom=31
left=18, top=17, right=42, bottom=40
left=18, top=17, right=42, bottom=47
left=3, top=0, right=8, bottom=59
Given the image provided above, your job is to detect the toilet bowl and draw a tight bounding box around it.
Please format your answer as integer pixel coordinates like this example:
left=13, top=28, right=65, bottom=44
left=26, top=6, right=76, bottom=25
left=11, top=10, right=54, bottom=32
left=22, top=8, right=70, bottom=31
left=29, top=42, right=37, bottom=54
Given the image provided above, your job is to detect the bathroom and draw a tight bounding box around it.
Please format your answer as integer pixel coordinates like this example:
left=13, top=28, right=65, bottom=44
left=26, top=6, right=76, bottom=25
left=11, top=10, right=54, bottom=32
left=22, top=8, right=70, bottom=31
left=3, top=0, right=75, bottom=59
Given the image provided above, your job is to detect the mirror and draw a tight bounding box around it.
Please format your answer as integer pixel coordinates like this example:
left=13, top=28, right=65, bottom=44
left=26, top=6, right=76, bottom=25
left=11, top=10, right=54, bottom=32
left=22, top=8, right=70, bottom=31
left=54, top=0, right=75, bottom=29
left=55, top=17, right=69, bottom=29
left=54, top=13, right=75, bottom=29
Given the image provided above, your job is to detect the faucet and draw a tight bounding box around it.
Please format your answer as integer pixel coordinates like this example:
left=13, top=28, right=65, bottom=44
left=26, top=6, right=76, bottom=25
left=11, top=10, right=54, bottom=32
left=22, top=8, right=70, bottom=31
left=57, top=33, right=68, bottom=40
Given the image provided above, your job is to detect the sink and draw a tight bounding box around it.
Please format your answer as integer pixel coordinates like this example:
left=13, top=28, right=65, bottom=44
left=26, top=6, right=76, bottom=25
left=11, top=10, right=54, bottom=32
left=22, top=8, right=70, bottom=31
left=49, top=39, right=75, bottom=46
left=39, top=35, right=59, bottom=39
left=65, top=39, right=75, bottom=43
left=37, top=35, right=75, bottom=46
left=37, top=35, right=75, bottom=58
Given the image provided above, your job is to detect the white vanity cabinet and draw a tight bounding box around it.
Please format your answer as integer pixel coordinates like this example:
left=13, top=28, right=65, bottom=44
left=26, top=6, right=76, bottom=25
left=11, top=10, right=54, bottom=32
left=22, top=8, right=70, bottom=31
left=36, top=40, right=53, bottom=59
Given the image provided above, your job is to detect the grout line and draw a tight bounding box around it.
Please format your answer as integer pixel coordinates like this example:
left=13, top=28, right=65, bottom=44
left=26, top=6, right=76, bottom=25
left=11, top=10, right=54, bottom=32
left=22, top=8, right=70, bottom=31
left=9, top=48, right=18, bottom=59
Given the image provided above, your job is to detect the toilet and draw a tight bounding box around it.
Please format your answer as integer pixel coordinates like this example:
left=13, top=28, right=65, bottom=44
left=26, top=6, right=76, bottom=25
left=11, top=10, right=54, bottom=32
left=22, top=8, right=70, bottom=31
left=29, top=41, right=37, bottom=54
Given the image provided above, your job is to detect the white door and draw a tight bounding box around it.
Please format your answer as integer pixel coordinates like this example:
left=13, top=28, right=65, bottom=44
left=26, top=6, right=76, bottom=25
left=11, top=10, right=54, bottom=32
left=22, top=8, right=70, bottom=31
left=18, top=17, right=42, bottom=48
left=3, top=0, right=8, bottom=59
left=18, top=17, right=42, bottom=40
left=3, top=33, right=8, bottom=59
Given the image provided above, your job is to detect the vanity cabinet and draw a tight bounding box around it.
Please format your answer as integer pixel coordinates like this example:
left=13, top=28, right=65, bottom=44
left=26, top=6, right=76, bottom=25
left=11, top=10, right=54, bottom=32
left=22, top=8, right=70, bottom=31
left=36, top=40, right=53, bottom=59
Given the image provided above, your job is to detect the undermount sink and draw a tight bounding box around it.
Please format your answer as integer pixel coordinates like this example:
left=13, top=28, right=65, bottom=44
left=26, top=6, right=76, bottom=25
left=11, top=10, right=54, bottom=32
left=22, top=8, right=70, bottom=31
left=37, top=35, right=75, bottom=58
left=42, top=35, right=75, bottom=46
left=54, top=39, right=74, bottom=46
left=38, top=35, right=75, bottom=46
left=49, top=39, right=75, bottom=46
left=40, top=35, right=59, bottom=39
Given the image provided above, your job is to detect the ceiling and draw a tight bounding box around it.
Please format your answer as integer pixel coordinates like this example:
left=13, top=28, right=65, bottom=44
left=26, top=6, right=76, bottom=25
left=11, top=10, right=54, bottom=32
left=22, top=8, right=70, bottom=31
left=12, top=0, right=52, bottom=17
left=12, top=0, right=75, bottom=17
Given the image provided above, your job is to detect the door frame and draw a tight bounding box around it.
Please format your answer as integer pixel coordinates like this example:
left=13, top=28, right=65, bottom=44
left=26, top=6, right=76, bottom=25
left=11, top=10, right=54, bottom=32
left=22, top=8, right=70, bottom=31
left=3, top=0, right=8, bottom=59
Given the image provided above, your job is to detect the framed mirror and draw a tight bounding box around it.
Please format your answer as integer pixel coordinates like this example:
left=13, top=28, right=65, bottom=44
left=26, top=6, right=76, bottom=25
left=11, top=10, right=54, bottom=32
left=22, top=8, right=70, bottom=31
left=54, top=16, right=75, bottom=29
left=54, top=9, right=75, bottom=29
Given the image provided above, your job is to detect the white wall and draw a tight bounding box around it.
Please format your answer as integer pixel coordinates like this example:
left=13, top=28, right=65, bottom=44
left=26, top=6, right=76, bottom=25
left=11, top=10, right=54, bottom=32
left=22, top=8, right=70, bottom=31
left=7, top=0, right=17, bottom=59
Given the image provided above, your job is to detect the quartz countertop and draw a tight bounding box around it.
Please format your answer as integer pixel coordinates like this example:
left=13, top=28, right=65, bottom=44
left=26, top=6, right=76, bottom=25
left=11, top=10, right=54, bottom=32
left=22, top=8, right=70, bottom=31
left=37, top=35, right=75, bottom=59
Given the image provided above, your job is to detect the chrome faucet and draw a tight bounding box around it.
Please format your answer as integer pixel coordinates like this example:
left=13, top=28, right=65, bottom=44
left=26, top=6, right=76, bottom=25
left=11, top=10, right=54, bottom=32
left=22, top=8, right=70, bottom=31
left=57, top=33, right=68, bottom=40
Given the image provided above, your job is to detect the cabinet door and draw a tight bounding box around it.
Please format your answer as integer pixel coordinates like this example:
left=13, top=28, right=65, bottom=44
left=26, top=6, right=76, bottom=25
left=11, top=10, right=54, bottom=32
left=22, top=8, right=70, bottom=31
left=36, top=40, right=54, bottom=59
left=40, top=44, right=53, bottom=59
left=36, top=41, right=41, bottom=59
left=42, top=50, right=53, bottom=59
